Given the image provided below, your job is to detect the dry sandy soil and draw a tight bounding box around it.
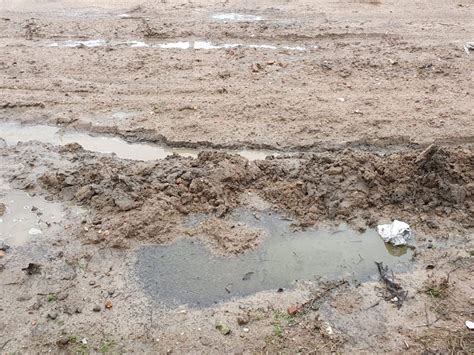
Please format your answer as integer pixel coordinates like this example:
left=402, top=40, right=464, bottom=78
left=0, top=0, right=473, bottom=353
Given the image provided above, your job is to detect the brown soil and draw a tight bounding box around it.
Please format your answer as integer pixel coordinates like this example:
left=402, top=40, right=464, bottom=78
left=0, top=0, right=473, bottom=353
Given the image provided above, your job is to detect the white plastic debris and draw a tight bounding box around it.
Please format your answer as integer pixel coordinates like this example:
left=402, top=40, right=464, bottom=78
left=463, top=42, right=474, bottom=54
left=377, top=220, right=412, bottom=246
left=466, top=320, right=474, bottom=330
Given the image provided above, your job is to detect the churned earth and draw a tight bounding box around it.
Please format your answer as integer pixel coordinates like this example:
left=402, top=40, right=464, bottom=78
left=0, top=0, right=473, bottom=353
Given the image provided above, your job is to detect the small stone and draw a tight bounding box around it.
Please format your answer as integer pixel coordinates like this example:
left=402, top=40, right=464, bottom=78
left=0, top=203, right=5, bottom=216
left=57, top=292, right=68, bottom=301
left=0, top=239, right=10, bottom=251
left=22, top=263, right=42, bottom=275
left=105, top=300, right=113, bottom=309
left=0, top=250, right=5, bottom=258
left=93, top=305, right=101, bottom=312
left=47, top=312, right=58, bottom=320
left=287, top=305, right=300, bottom=316
left=89, top=280, right=96, bottom=286
left=237, top=316, right=249, bottom=326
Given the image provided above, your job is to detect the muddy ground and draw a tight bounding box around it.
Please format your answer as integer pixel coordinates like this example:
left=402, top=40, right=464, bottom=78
left=0, top=0, right=473, bottom=353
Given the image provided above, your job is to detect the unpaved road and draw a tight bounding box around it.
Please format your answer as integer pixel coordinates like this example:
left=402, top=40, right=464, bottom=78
left=0, top=0, right=473, bottom=353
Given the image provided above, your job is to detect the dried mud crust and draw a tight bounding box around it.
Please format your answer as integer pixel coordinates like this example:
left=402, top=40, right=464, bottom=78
left=3, top=142, right=472, bottom=253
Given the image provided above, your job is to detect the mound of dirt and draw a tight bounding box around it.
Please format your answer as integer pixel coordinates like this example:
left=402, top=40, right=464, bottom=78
left=3, top=143, right=472, bottom=252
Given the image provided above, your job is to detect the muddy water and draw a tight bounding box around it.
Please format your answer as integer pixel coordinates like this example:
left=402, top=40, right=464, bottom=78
left=136, top=209, right=412, bottom=307
left=211, top=13, right=263, bottom=22
left=0, top=122, right=276, bottom=161
left=46, top=40, right=308, bottom=51
left=0, top=189, right=64, bottom=246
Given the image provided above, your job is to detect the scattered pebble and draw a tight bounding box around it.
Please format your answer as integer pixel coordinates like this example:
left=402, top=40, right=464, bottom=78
left=47, top=312, right=58, bottom=320
left=237, top=316, right=249, bottom=325
left=287, top=305, right=300, bottom=316
left=93, top=305, right=101, bottom=312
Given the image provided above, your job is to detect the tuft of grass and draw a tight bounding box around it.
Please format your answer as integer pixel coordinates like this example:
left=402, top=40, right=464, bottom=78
left=424, top=277, right=450, bottom=299
left=47, top=294, right=57, bottom=303
left=77, top=344, right=89, bottom=355
left=273, top=310, right=295, bottom=323
left=98, top=340, right=116, bottom=354
left=273, top=324, right=283, bottom=337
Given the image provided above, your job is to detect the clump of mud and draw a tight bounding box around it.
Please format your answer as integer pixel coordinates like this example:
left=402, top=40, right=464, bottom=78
left=3, top=143, right=473, bottom=251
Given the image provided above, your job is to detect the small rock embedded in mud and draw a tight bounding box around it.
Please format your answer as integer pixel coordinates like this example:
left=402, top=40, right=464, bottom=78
left=0, top=239, right=10, bottom=251
left=215, top=323, right=231, bottom=335
left=114, top=195, right=137, bottom=211
left=93, top=305, right=101, bottom=312
left=237, top=316, right=249, bottom=325
left=22, top=263, right=42, bottom=275
left=47, top=312, right=58, bottom=320
left=0, top=202, right=6, bottom=216
left=105, top=300, right=113, bottom=309
left=287, top=305, right=300, bottom=316
left=75, top=186, right=95, bottom=202
left=242, top=271, right=255, bottom=281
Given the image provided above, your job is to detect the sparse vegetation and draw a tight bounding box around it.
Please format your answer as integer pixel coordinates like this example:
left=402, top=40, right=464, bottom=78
left=423, top=277, right=450, bottom=299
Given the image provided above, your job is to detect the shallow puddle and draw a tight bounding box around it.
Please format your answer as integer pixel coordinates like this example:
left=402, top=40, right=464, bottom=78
left=211, top=13, right=263, bottom=22
left=46, top=39, right=308, bottom=51
left=0, top=122, right=278, bottom=161
left=136, top=209, right=412, bottom=307
left=0, top=189, right=64, bottom=246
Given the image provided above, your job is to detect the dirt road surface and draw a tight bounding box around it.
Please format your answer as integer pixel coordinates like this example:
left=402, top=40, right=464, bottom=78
left=0, top=0, right=473, bottom=353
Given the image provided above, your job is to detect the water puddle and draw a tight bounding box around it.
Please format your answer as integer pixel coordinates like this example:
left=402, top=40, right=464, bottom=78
left=0, top=189, right=64, bottom=246
left=136, top=209, right=412, bottom=307
left=0, top=122, right=278, bottom=161
left=46, top=39, right=308, bottom=51
left=211, top=13, right=263, bottom=22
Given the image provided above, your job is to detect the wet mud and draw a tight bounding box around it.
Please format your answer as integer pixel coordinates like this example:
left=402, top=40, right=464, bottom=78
left=0, top=0, right=473, bottom=353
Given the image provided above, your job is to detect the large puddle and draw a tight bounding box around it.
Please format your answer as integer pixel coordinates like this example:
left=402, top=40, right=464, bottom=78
left=0, top=188, right=64, bottom=246
left=136, top=209, right=412, bottom=307
left=0, top=122, right=277, bottom=161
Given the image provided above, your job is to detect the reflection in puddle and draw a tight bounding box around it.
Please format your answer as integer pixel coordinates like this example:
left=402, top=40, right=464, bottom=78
left=136, top=209, right=412, bottom=307
left=111, top=111, right=136, bottom=121
left=212, top=13, right=263, bottom=22
left=0, top=189, right=64, bottom=246
left=0, top=122, right=279, bottom=161
left=48, top=39, right=106, bottom=48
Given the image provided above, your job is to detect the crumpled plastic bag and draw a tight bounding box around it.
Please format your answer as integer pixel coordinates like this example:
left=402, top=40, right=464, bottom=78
left=377, top=220, right=412, bottom=246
